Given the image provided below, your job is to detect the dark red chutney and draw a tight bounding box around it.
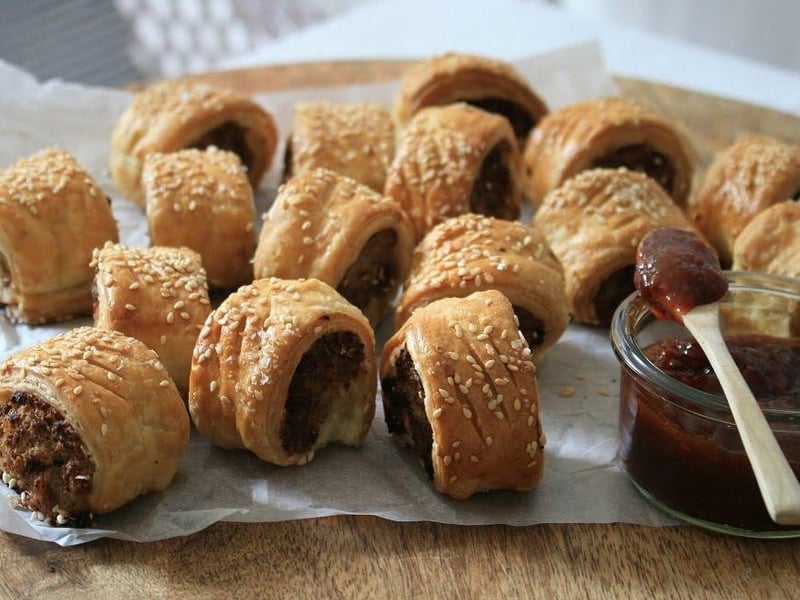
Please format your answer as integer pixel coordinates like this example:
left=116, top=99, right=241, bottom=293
left=634, top=227, right=728, bottom=321
left=619, top=333, right=800, bottom=532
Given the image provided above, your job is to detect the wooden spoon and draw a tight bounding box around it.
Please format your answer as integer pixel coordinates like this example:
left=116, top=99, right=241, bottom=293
left=635, top=227, right=800, bottom=525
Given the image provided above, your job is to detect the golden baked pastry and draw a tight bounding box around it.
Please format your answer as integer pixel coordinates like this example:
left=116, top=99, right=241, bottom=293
left=392, top=52, right=548, bottom=144
left=91, top=242, right=211, bottom=396
left=380, top=289, right=545, bottom=500
left=0, top=326, right=189, bottom=526
left=395, top=214, right=568, bottom=363
left=0, top=147, right=119, bottom=324
left=144, top=147, right=256, bottom=290
left=253, top=168, right=415, bottom=325
left=689, top=135, right=800, bottom=267
left=732, top=201, right=800, bottom=279
left=533, top=168, right=696, bottom=326
left=110, top=79, right=278, bottom=206
left=283, top=101, right=395, bottom=192
left=384, top=102, right=522, bottom=242
left=188, top=277, right=377, bottom=467
left=523, top=96, right=694, bottom=207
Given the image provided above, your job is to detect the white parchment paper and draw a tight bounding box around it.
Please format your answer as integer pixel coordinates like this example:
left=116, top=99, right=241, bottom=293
left=0, top=42, right=677, bottom=546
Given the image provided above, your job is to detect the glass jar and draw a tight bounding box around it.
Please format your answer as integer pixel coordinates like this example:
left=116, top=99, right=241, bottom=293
left=610, top=271, right=800, bottom=538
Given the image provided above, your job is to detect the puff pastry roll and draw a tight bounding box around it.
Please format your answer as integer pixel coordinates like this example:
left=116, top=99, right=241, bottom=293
left=110, top=79, right=278, bottom=206
left=253, top=168, right=415, bottom=325
left=283, top=101, right=395, bottom=192
left=688, top=135, right=800, bottom=267
left=0, top=147, right=119, bottom=324
left=396, top=214, right=568, bottom=362
left=144, top=147, right=256, bottom=289
left=91, top=242, right=211, bottom=396
left=732, top=201, right=800, bottom=279
left=381, top=289, right=544, bottom=500
left=533, top=168, right=696, bottom=326
left=392, top=52, right=548, bottom=144
left=523, top=96, right=694, bottom=208
left=189, top=277, right=377, bottom=467
left=385, top=103, right=522, bottom=242
left=0, top=326, right=189, bottom=526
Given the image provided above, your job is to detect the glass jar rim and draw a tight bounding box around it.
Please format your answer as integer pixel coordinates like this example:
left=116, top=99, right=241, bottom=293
left=609, top=270, right=800, bottom=423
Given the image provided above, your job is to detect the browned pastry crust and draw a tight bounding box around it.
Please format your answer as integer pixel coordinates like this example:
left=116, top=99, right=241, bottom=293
left=253, top=168, right=415, bottom=325
left=688, top=135, right=800, bottom=267
left=110, top=79, right=278, bottom=206
left=523, top=96, right=694, bottom=208
left=392, top=52, right=549, bottom=143
left=380, top=290, right=545, bottom=500
left=384, top=102, right=523, bottom=242
left=395, top=214, right=568, bottom=363
left=283, top=101, right=395, bottom=192
left=91, top=242, right=211, bottom=396
left=0, top=147, right=119, bottom=324
left=0, top=326, right=189, bottom=526
left=144, top=147, right=256, bottom=289
left=732, top=201, right=800, bottom=279
left=188, top=277, right=377, bottom=467
left=533, top=167, right=697, bottom=326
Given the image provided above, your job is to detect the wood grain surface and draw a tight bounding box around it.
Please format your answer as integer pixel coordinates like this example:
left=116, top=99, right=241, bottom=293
left=3, top=59, right=800, bottom=599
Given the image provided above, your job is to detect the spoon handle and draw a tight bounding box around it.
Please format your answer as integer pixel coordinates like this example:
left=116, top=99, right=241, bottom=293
left=683, top=302, right=800, bottom=525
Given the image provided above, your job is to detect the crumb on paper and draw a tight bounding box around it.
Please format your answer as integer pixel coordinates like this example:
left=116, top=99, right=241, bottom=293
left=575, top=374, right=586, bottom=381
left=556, top=386, right=575, bottom=398
left=596, top=388, right=610, bottom=397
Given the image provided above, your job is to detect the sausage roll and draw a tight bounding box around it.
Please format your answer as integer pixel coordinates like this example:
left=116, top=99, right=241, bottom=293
left=144, top=147, right=256, bottom=290
left=395, top=214, right=568, bottom=363
left=110, top=79, right=278, bottom=206
left=688, top=135, right=800, bottom=267
left=384, top=103, right=522, bottom=242
left=732, top=201, right=800, bottom=279
left=533, top=168, right=696, bottom=326
left=283, top=101, right=395, bottom=192
left=0, top=326, right=189, bottom=526
left=523, top=96, right=694, bottom=208
left=253, top=168, right=415, bottom=326
left=188, top=277, right=377, bottom=467
left=392, top=52, right=549, bottom=144
left=0, top=147, right=119, bottom=324
left=381, top=289, right=544, bottom=500
left=91, top=242, right=211, bottom=396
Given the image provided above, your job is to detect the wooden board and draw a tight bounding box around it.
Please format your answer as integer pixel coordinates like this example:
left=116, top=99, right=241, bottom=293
left=3, top=60, right=800, bottom=599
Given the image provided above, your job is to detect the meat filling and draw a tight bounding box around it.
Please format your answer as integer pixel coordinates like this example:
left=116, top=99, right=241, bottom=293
left=189, top=121, right=255, bottom=184
left=280, top=331, right=365, bottom=455
left=0, top=391, right=94, bottom=526
left=513, top=305, right=546, bottom=350
left=592, top=144, right=676, bottom=196
left=594, top=265, right=636, bottom=325
left=470, top=141, right=518, bottom=221
left=381, top=348, right=434, bottom=478
left=337, top=229, right=399, bottom=323
left=467, top=97, right=536, bottom=141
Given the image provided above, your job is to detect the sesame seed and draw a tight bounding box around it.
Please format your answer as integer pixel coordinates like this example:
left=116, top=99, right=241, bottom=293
left=443, top=455, right=452, bottom=465
left=210, top=381, right=219, bottom=392
left=470, top=456, right=479, bottom=463
left=433, top=407, right=443, bottom=418
left=462, top=407, right=473, bottom=419
left=166, top=312, right=175, bottom=324
left=73, top=386, right=83, bottom=395
left=485, top=436, right=493, bottom=446
left=101, top=423, right=108, bottom=436
left=494, top=411, right=505, bottom=420
left=125, top=304, right=136, bottom=311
